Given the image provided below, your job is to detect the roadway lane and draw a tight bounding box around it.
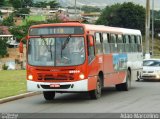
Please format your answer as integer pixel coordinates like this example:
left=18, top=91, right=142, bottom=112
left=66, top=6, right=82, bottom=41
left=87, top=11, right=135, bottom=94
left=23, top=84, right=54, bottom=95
left=0, top=80, right=160, bottom=113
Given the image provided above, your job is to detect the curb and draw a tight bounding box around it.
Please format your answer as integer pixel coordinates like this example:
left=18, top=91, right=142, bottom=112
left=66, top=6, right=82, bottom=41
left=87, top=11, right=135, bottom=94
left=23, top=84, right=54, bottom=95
left=0, top=92, right=41, bottom=104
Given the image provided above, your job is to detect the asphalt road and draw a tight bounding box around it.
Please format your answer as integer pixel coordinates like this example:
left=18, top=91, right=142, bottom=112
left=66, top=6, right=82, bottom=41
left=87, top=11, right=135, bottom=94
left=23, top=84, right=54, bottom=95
left=0, top=80, right=160, bottom=118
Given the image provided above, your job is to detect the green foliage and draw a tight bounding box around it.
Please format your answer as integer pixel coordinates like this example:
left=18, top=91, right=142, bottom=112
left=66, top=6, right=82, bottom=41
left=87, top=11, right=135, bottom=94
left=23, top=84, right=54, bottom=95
left=2, top=14, right=14, bottom=26
left=9, top=18, right=61, bottom=41
left=96, top=4, right=121, bottom=26
left=22, top=0, right=33, bottom=7
left=96, top=2, right=145, bottom=34
left=0, top=29, right=3, bottom=34
left=14, top=8, right=30, bottom=17
left=0, top=39, right=7, bottom=57
left=154, top=10, right=160, bottom=38
left=81, top=5, right=101, bottom=13
left=2, top=64, right=8, bottom=70
left=0, top=0, right=5, bottom=6
left=9, top=0, right=21, bottom=9
left=49, top=1, right=60, bottom=8
left=33, top=1, right=47, bottom=8
left=9, top=26, right=25, bottom=41
left=9, top=0, right=33, bottom=9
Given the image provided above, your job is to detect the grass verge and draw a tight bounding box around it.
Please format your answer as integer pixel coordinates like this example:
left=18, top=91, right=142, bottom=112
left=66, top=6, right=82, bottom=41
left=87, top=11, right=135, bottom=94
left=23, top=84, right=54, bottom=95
left=0, top=70, right=27, bottom=99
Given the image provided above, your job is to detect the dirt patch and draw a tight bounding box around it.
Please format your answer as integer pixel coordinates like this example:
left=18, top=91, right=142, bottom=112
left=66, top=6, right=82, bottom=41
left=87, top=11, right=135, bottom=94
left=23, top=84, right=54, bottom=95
left=0, top=47, right=26, bottom=70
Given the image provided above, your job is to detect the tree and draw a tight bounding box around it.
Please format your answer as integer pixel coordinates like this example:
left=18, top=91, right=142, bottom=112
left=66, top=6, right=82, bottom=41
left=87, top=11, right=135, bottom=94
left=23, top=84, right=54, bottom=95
left=9, top=18, right=61, bottom=41
left=0, top=39, right=7, bottom=57
left=14, top=8, right=30, bottom=17
left=0, top=0, right=5, bottom=6
left=96, top=4, right=121, bottom=26
left=22, top=0, right=33, bottom=8
left=33, top=1, right=48, bottom=8
left=81, top=5, right=101, bottom=13
left=154, top=10, right=160, bottom=38
left=2, top=14, right=14, bottom=26
left=96, top=2, right=145, bottom=34
left=9, top=0, right=33, bottom=9
left=9, top=0, right=21, bottom=9
left=49, top=0, right=60, bottom=8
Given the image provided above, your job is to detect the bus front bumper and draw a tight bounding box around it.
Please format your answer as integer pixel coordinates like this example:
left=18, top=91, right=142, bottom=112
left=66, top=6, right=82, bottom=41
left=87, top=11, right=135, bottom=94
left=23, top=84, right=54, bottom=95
left=27, top=79, right=88, bottom=92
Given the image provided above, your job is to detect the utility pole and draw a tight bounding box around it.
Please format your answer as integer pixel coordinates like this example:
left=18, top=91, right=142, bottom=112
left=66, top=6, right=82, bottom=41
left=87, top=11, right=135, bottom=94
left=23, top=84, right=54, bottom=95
left=145, top=0, right=151, bottom=59
left=74, top=0, right=77, bottom=20
left=151, top=0, right=154, bottom=56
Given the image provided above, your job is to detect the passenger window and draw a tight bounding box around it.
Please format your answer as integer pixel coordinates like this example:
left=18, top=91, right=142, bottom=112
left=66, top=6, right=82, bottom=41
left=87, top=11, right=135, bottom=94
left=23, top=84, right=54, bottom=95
left=136, top=36, right=142, bottom=52
left=124, top=35, right=131, bottom=52
left=103, top=33, right=110, bottom=54
left=109, top=34, right=117, bottom=53
left=95, top=33, right=103, bottom=54
left=130, top=35, right=136, bottom=52
left=117, top=34, right=125, bottom=53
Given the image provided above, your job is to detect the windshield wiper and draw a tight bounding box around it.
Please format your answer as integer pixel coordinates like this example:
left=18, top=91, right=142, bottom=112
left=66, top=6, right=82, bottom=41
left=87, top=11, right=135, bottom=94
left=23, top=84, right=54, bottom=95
left=61, top=35, right=71, bottom=58
left=62, top=34, right=71, bottom=50
left=40, top=35, right=50, bottom=52
left=40, top=35, right=53, bottom=59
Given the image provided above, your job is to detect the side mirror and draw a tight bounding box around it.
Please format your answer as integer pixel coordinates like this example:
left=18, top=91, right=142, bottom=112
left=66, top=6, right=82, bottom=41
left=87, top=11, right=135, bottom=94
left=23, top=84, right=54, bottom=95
left=19, top=42, right=23, bottom=53
left=88, top=35, right=94, bottom=46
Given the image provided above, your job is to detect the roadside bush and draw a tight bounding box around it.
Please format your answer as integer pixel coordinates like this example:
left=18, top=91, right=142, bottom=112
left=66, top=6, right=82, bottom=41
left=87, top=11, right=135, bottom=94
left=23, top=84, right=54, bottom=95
left=2, top=64, right=8, bottom=70
left=0, top=39, right=7, bottom=57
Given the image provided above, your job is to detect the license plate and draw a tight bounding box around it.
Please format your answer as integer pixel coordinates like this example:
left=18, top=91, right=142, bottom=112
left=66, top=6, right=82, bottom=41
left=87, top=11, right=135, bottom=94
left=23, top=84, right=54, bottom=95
left=50, top=84, right=60, bottom=88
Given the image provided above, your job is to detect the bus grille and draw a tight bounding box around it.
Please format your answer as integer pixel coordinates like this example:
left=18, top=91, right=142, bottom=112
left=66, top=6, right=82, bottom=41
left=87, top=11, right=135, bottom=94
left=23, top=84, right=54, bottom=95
left=37, top=73, right=74, bottom=81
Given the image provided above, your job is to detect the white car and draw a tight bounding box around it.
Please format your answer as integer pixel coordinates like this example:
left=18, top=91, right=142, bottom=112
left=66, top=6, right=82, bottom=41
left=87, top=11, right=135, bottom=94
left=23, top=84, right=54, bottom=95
left=141, top=59, right=160, bottom=80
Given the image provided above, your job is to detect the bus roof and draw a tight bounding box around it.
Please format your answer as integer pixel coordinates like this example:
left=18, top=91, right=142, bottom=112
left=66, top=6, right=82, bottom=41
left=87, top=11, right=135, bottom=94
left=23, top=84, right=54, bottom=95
left=84, top=24, right=141, bottom=35
left=30, top=22, right=141, bottom=36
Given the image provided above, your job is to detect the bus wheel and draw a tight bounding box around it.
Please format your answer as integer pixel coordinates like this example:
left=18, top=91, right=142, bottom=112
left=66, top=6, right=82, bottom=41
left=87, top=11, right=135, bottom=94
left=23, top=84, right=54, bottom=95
left=89, top=77, right=102, bottom=99
left=43, top=91, right=55, bottom=100
left=136, top=71, right=140, bottom=81
left=116, top=70, right=131, bottom=91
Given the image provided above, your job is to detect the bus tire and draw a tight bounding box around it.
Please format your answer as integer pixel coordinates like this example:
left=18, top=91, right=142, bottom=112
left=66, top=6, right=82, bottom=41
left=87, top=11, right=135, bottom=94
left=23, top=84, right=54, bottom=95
left=43, top=91, right=55, bottom=100
left=89, top=76, right=102, bottom=99
left=136, top=71, right=140, bottom=81
left=116, top=70, right=131, bottom=91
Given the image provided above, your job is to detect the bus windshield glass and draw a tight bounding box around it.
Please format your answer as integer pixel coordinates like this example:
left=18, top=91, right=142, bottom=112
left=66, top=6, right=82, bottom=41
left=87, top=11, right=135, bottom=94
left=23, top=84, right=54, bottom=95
left=28, top=37, right=85, bottom=66
left=29, top=26, right=84, bottom=35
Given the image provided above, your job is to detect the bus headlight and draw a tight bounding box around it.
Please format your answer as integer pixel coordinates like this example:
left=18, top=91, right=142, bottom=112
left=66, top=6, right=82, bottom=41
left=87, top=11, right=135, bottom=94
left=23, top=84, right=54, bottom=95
left=79, top=74, right=85, bottom=80
left=28, top=74, right=33, bottom=80
left=156, top=74, right=160, bottom=79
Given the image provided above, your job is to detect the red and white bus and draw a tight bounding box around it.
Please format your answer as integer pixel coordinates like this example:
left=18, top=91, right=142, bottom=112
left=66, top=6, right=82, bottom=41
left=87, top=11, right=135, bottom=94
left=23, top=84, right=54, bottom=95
left=19, top=22, right=143, bottom=100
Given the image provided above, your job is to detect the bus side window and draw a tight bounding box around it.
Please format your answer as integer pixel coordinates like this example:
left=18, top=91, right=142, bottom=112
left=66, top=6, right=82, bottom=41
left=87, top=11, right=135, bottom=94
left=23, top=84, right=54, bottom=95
left=136, top=35, right=142, bottom=52
left=95, top=33, right=103, bottom=54
left=130, top=35, right=136, bottom=52
left=124, top=35, right=130, bottom=52
left=103, top=33, right=110, bottom=54
left=87, top=35, right=95, bottom=63
left=117, top=34, right=124, bottom=53
left=110, top=34, right=117, bottom=53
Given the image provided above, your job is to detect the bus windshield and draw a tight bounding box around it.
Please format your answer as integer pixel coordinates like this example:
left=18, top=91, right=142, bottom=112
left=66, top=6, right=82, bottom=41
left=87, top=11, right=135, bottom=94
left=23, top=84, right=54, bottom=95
left=28, top=37, right=85, bottom=66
